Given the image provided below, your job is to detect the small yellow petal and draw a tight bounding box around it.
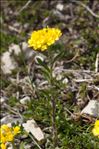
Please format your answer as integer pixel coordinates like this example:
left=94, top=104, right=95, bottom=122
left=13, top=126, right=20, bottom=136
left=95, top=120, right=99, bottom=127
left=1, top=143, right=6, bottom=149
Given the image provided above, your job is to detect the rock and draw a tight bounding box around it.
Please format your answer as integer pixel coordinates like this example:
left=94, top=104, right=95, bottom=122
left=56, top=3, right=64, bottom=11
left=9, top=43, right=21, bottom=55
left=1, top=51, right=17, bottom=74
left=7, top=146, right=13, bottom=149
left=21, top=42, right=35, bottom=60
left=81, top=100, right=99, bottom=117
left=22, top=42, right=28, bottom=52
left=1, top=115, right=22, bottom=124
left=20, top=96, right=30, bottom=104
left=24, top=145, right=32, bottom=149
left=0, top=97, right=7, bottom=104
left=22, top=119, right=44, bottom=141
left=62, top=78, right=68, bottom=84
left=6, top=143, right=13, bottom=149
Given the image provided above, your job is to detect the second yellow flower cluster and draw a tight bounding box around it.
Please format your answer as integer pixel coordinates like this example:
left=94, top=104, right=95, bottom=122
left=0, top=124, right=20, bottom=149
left=92, top=120, right=99, bottom=138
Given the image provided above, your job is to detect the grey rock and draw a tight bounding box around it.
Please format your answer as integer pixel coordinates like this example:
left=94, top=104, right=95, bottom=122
left=81, top=100, right=99, bottom=117
left=1, top=115, right=21, bottom=124
left=20, top=96, right=30, bottom=104
left=22, top=119, right=44, bottom=141
left=56, top=3, right=64, bottom=11
left=21, top=42, right=35, bottom=60
left=9, top=43, right=21, bottom=55
left=62, top=78, right=68, bottom=84
left=1, top=51, right=17, bottom=74
left=0, top=97, right=7, bottom=104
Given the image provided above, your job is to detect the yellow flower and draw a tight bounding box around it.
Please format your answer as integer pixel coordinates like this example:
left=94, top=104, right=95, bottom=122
left=6, top=132, right=14, bottom=142
left=13, top=126, right=20, bottom=136
left=1, top=143, right=6, bottom=149
left=95, top=120, right=99, bottom=127
left=28, top=27, right=62, bottom=51
left=0, top=134, right=6, bottom=143
left=1, top=125, right=11, bottom=133
left=92, top=120, right=99, bottom=138
left=0, top=124, right=21, bottom=145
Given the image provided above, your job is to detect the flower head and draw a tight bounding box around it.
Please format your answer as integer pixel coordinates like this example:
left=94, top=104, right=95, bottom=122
left=92, top=120, right=99, bottom=138
left=0, top=124, right=21, bottom=149
left=28, top=27, right=62, bottom=51
left=13, top=126, right=21, bottom=136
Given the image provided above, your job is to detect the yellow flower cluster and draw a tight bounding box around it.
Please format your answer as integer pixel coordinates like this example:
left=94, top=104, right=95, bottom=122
left=0, top=124, right=21, bottom=149
left=92, top=120, right=99, bottom=138
left=28, top=27, right=62, bottom=51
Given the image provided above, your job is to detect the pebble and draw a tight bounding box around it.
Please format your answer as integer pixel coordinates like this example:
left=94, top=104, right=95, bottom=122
left=22, top=119, right=44, bottom=141
left=62, top=78, right=68, bottom=84
left=81, top=100, right=99, bottom=117
left=9, top=43, right=21, bottom=55
left=21, top=42, right=35, bottom=60
left=1, top=115, right=21, bottom=124
left=0, top=97, right=6, bottom=104
left=56, top=3, right=64, bottom=11
left=1, top=51, right=17, bottom=74
left=20, top=96, right=30, bottom=104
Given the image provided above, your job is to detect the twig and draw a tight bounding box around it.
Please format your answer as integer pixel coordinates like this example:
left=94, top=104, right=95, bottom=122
left=4, top=104, right=23, bottom=121
left=74, top=78, right=94, bottom=83
left=8, top=25, right=21, bottom=33
left=54, top=68, right=99, bottom=75
left=88, top=85, right=99, bottom=91
left=65, top=49, right=79, bottom=63
left=28, top=133, right=42, bottom=149
left=71, top=0, right=99, bottom=18
left=63, top=106, right=75, bottom=118
left=16, top=0, right=32, bottom=15
left=16, top=72, right=20, bottom=99
left=51, top=97, right=57, bottom=148
left=95, top=53, right=99, bottom=72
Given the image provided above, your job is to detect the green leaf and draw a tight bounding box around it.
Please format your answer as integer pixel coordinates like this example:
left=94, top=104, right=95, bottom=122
left=41, top=68, right=51, bottom=82
left=52, top=50, right=65, bottom=64
left=19, top=142, right=26, bottom=149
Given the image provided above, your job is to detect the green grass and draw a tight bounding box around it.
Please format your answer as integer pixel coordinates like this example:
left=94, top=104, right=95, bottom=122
left=22, top=96, right=99, bottom=149
left=0, top=32, right=19, bottom=55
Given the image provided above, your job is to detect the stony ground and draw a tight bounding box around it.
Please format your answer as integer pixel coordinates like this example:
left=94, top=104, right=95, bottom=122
left=0, top=0, right=99, bottom=149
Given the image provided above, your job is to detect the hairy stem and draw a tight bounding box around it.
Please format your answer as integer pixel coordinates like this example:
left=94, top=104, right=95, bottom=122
left=51, top=96, right=57, bottom=148
left=12, top=140, right=17, bottom=149
left=48, top=49, right=57, bottom=148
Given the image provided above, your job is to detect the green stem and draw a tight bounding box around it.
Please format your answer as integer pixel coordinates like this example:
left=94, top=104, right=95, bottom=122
left=51, top=96, right=57, bottom=148
left=48, top=49, right=57, bottom=148
left=28, top=133, right=42, bottom=149
left=12, top=140, right=17, bottom=149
